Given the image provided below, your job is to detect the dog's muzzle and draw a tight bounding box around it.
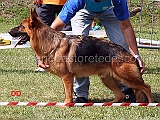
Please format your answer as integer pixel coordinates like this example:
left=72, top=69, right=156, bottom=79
left=8, top=29, right=30, bottom=47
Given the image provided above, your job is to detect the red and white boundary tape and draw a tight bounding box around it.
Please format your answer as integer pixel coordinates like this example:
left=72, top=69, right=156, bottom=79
left=0, top=102, right=160, bottom=106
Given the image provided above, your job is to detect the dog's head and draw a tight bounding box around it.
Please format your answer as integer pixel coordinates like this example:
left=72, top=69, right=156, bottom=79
left=8, top=9, right=38, bottom=47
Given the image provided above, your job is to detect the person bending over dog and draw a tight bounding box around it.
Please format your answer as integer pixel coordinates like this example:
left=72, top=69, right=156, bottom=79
left=38, top=0, right=145, bottom=103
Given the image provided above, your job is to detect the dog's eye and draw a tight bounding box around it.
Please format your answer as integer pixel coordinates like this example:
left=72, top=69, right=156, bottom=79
left=20, top=23, right=25, bottom=28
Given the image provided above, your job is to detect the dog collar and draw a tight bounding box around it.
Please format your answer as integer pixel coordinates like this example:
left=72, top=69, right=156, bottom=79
left=44, top=47, right=57, bottom=58
left=134, top=54, right=141, bottom=59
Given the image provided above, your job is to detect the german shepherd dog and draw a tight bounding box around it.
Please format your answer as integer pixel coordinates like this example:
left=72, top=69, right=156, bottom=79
left=9, top=9, right=153, bottom=103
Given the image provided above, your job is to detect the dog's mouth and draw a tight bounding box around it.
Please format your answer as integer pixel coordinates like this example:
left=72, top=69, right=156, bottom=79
left=8, top=30, right=30, bottom=47
left=14, top=34, right=30, bottom=47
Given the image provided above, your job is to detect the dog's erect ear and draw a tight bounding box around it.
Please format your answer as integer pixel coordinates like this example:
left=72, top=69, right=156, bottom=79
left=30, top=8, right=38, bottom=21
left=29, top=8, right=38, bottom=29
left=30, top=8, right=38, bottom=18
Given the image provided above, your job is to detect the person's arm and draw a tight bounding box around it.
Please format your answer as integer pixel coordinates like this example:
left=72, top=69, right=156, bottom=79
left=120, top=19, right=145, bottom=74
left=120, top=19, right=138, bottom=56
left=50, top=17, right=66, bottom=31
left=50, top=0, right=85, bottom=30
left=33, top=0, right=42, bottom=7
left=112, top=0, right=145, bottom=74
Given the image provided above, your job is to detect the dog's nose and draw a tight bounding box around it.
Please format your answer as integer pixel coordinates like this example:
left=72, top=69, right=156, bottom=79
left=8, top=30, right=13, bottom=36
left=8, top=29, right=17, bottom=37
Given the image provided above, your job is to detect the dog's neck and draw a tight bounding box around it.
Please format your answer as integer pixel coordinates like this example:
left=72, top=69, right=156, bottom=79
left=28, top=17, right=66, bottom=60
left=44, top=47, right=57, bottom=58
left=30, top=29, right=64, bottom=60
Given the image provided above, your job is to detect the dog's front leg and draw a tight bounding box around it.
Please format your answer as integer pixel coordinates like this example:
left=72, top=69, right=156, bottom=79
left=61, top=75, right=74, bottom=103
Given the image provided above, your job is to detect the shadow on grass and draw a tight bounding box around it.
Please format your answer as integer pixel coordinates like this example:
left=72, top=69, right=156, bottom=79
left=89, top=92, right=160, bottom=103
left=145, top=67, right=160, bottom=74
left=1, top=67, right=159, bottom=74
left=89, top=98, right=114, bottom=103
left=152, top=92, right=160, bottom=103
left=0, top=68, right=35, bottom=74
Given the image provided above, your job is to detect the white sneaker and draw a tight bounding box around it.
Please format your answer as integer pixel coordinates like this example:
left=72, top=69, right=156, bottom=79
left=34, top=67, right=46, bottom=72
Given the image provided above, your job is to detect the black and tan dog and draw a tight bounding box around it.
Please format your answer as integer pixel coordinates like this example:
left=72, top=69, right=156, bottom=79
left=9, top=9, right=153, bottom=103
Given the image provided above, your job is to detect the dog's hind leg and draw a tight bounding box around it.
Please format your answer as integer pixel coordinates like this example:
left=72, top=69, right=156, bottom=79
left=135, top=89, right=148, bottom=102
left=100, top=75, right=125, bottom=103
left=61, top=75, right=74, bottom=103
left=113, top=63, right=153, bottom=103
left=128, top=82, right=153, bottom=102
left=133, top=76, right=149, bottom=103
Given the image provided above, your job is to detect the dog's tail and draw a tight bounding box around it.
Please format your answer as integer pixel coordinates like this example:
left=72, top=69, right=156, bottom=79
left=135, top=90, right=149, bottom=102
left=134, top=82, right=149, bottom=103
left=134, top=77, right=149, bottom=103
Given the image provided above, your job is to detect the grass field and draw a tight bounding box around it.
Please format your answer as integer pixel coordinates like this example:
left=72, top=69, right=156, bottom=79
left=0, top=47, right=160, bottom=120
left=0, top=0, right=160, bottom=120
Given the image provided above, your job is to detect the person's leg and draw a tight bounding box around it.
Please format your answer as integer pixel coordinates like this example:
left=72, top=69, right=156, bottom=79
left=99, top=8, right=129, bottom=51
left=71, top=9, right=96, bottom=102
left=36, top=4, right=72, bottom=30
left=71, top=9, right=95, bottom=36
left=35, top=4, right=58, bottom=26
left=74, top=77, right=90, bottom=102
left=98, top=8, right=136, bottom=102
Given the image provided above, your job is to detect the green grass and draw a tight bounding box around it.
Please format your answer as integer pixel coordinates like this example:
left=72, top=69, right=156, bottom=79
left=1, top=0, right=160, bottom=41
left=0, top=0, right=32, bottom=33
left=0, top=0, right=160, bottom=119
left=0, top=48, right=159, bottom=120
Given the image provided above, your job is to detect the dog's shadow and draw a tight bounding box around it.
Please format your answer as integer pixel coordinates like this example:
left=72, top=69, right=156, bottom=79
left=0, top=68, right=34, bottom=74
left=152, top=92, right=160, bottom=102
left=89, top=92, right=160, bottom=103
left=145, top=67, right=160, bottom=74
left=89, top=98, right=114, bottom=103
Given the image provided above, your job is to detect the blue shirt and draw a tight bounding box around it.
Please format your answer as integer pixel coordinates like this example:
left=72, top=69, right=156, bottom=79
left=85, top=0, right=112, bottom=12
left=59, top=0, right=130, bottom=23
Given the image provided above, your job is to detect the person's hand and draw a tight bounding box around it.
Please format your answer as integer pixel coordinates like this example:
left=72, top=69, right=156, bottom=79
left=33, top=0, right=42, bottom=7
left=38, top=59, right=49, bottom=69
left=134, top=55, right=145, bottom=74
